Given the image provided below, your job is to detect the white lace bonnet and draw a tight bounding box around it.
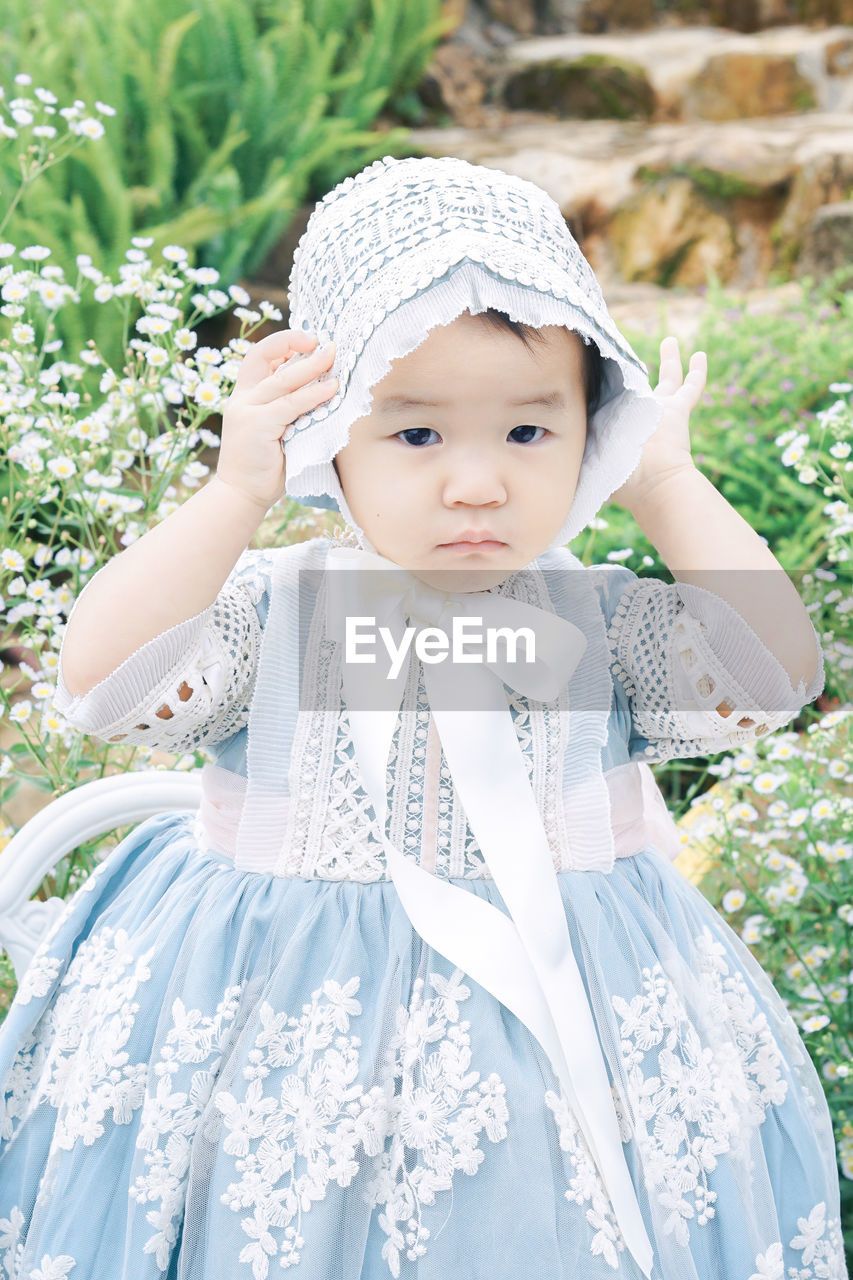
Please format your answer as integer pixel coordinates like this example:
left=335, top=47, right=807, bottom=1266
left=281, top=154, right=663, bottom=551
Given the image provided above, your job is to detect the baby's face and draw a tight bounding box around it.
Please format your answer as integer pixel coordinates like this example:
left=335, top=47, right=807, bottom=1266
left=335, top=311, right=588, bottom=590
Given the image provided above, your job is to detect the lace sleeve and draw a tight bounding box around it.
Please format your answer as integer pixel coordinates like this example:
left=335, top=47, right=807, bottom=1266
left=52, top=548, right=276, bottom=755
left=599, top=568, right=825, bottom=765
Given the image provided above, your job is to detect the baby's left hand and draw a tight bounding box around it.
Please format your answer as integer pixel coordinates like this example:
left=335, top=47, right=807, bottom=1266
left=610, top=335, right=707, bottom=515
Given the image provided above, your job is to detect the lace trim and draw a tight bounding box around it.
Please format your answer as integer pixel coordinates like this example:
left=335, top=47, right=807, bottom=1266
left=605, top=577, right=819, bottom=765
left=53, top=549, right=275, bottom=754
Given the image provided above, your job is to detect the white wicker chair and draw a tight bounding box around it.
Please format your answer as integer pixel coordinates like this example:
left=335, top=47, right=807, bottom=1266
left=0, top=770, right=204, bottom=981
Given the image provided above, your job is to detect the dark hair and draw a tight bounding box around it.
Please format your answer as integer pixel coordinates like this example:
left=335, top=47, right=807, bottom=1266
left=474, top=308, right=604, bottom=418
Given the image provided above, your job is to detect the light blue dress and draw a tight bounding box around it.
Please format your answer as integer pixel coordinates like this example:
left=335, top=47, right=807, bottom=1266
left=0, top=538, right=847, bottom=1280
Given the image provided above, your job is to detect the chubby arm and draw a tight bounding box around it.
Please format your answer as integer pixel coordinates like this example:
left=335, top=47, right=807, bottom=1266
left=60, top=477, right=270, bottom=696
left=628, top=466, right=820, bottom=694
left=61, top=328, right=336, bottom=695
left=54, top=327, right=338, bottom=752
left=612, top=337, right=822, bottom=696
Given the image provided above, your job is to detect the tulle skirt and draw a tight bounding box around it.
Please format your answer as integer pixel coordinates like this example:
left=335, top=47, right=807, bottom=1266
left=0, top=813, right=848, bottom=1279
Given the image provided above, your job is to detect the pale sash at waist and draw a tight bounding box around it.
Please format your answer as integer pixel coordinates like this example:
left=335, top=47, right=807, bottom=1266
left=192, top=758, right=682, bottom=872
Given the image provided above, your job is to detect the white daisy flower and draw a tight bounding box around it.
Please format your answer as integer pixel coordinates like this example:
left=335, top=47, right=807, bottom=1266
left=195, top=345, right=222, bottom=366
left=72, top=117, right=105, bottom=139
left=9, top=700, right=32, bottom=724
left=46, top=456, right=77, bottom=479
left=2, top=280, right=30, bottom=302
left=183, top=460, right=210, bottom=479
left=1, top=548, right=25, bottom=572
left=722, top=889, right=746, bottom=913
left=188, top=266, right=219, bottom=285
left=175, top=328, right=197, bottom=351
left=752, top=771, right=786, bottom=793
left=193, top=381, right=221, bottom=408
left=190, top=293, right=215, bottom=316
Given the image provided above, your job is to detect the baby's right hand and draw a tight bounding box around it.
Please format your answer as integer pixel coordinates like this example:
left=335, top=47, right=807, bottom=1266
left=217, top=329, right=338, bottom=512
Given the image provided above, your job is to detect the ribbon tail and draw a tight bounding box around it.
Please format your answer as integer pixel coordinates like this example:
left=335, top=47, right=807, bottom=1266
left=424, top=661, right=655, bottom=1280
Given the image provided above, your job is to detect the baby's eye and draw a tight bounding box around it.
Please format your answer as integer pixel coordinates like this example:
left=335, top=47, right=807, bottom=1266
left=396, top=427, right=440, bottom=447
left=509, top=424, right=547, bottom=444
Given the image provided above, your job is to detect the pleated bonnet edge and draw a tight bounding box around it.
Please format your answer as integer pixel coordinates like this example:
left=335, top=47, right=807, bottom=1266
left=281, top=155, right=664, bottom=551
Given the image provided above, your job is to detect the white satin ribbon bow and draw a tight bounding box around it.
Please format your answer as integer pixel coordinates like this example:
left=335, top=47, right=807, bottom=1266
left=325, top=545, right=655, bottom=1280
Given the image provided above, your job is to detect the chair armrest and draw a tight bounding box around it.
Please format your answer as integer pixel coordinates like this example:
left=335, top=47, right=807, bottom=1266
left=0, top=770, right=203, bottom=980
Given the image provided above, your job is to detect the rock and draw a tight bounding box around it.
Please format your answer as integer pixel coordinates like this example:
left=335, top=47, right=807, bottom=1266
left=825, top=34, right=853, bottom=76
left=409, top=112, right=853, bottom=287
left=797, top=199, right=853, bottom=280
left=440, top=0, right=470, bottom=31
left=683, top=51, right=817, bottom=119
left=498, top=26, right=853, bottom=121
left=774, top=135, right=853, bottom=266
left=576, top=0, right=655, bottom=32
left=478, top=0, right=540, bottom=34
left=502, top=51, right=655, bottom=117
left=419, top=42, right=493, bottom=125
left=607, top=176, right=737, bottom=285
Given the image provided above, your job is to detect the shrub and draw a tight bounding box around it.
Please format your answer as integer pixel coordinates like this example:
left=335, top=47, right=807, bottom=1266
left=0, top=0, right=449, bottom=358
left=680, top=708, right=853, bottom=1267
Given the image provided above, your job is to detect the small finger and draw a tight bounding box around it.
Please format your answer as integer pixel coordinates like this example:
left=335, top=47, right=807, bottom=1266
left=251, top=342, right=336, bottom=406
left=232, top=329, right=319, bottom=392
left=657, top=335, right=683, bottom=391
left=267, top=375, right=339, bottom=427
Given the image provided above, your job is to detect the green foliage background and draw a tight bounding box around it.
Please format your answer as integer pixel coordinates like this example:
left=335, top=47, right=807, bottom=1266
left=0, top=0, right=449, bottom=354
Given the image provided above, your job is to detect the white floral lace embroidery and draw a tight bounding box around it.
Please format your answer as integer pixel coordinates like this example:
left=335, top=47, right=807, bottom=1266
left=610, top=925, right=788, bottom=1250
left=129, top=986, right=245, bottom=1268
left=544, top=1087, right=628, bottom=1270
left=1, top=925, right=155, bottom=1153
left=746, top=1199, right=848, bottom=1280
left=214, top=967, right=509, bottom=1278
left=0, top=1222, right=77, bottom=1280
